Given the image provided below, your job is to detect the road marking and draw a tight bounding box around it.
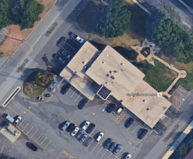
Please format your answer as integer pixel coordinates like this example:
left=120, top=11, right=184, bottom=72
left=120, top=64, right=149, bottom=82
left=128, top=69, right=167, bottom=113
left=96, top=147, right=102, bottom=155
left=23, top=111, right=26, bottom=114
left=90, top=126, right=97, bottom=136
left=23, top=123, right=29, bottom=131
left=74, top=94, right=80, bottom=102
left=100, top=100, right=110, bottom=109
left=31, top=130, right=38, bottom=138
left=107, top=154, right=112, bottom=159
left=65, top=87, right=71, bottom=95
left=101, top=150, right=107, bottom=158
left=83, top=100, right=90, bottom=109
left=44, top=140, right=51, bottom=149
left=35, top=133, right=43, bottom=142
left=131, top=125, right=139, bottom=134
left=40, top=137, right=47, bottom=145
left=18, top=119, right=25, bottom=127
left=27, top=127, right=33, bottom=134
left=92, top=113, right=95, bottom=115
left=28, top=106, right=31, bottom=109
left=70, top=90, right=76, bottom=98
left=91, top=143, right=99, bottom=152
left=7, top=106, right=19, bottom=115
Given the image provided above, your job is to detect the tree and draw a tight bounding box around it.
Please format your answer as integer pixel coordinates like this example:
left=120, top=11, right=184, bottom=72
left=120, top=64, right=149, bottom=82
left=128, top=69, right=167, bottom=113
left=109, top=0, right=126, bottom=6
left=95, top=4, right=131, bottom=38
left=13, top=0, right=44, bottom=30
left=36, top=71, right=53, bottom=88
left=0, top=0, right=12, bottom=30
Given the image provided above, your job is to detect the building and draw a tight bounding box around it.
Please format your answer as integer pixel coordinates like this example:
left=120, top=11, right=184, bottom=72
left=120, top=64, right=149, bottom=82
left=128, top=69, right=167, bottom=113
left=185, top=149, right=193, bottom=159
left=60, top=41, right=171, bottom=128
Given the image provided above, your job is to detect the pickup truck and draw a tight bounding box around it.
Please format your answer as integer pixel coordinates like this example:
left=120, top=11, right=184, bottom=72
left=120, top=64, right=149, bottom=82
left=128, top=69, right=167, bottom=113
left=71, top=33, right=84, bottom=44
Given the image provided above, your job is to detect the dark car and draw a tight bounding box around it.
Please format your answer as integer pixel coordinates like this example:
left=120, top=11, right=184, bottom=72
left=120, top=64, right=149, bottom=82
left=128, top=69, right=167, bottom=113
left=26, top=142, right=37, bottom=151
left=104, top=138, right=113, bottom=149
left=79, top=134, right=88, bottom=143
left=57, top=37, right=66, bottom=47
left=86, top=123, right=95, bottom=134
left=113, top=144, right=122, bottom=155
left=78, top=98, right=89, bottom=109
left=124, top=118, right=134, bottom=128
left=106, top=103, right=116, bottom=113
left=76, top=129, right=84, bottom=139
left=156, top=122, right=166, bottom=131
left=83, top=137, right=93, bottom=147
left=108, top=142, right=116, bottom=152
left=61, top=84, right=71, bottom=95
left=66, top=123, right=75, bottom=132
left=44, top=94, right=51, bottom=98
left=153, top=127, right=162, bottom=136
left=137, top=128, right=148, bottom=139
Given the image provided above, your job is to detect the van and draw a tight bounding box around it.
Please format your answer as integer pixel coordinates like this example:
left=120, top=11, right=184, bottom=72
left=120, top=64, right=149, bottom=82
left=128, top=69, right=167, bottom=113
left=5, top=115, right=14, bottom=123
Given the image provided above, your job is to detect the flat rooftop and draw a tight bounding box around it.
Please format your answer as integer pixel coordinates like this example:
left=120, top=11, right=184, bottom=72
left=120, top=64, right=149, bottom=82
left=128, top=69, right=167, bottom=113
left=60, top=68, right=96, bottom=100
left=123, top=80, right=171, bottom=128
left=67, top=41, right=98, bottom=78
left=86, top=45, right=145, bottom=102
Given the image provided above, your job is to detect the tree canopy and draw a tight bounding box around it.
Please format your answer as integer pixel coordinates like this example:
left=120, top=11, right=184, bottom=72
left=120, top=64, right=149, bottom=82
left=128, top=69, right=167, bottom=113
left=109, top=0, right=126, bottom=6
left=95, top=4, right=131, bottom=38
left=13, top=0, right=44, bottom=30
left=0, top=0, right=12, bottom=30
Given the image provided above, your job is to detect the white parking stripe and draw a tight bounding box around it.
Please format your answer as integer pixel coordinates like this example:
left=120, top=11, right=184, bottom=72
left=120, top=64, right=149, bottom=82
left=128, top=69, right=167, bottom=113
left=131, top=125, right=139, bottom=134
left=91, top=143, right=99, bottom=152
left=107, top=153, right=112, bottom=159
left=96, top=147, right=102, bottom=155
left=31, top=130, right=38, bottom=138
left=26, top=127, right=33, bottom=134
left=18, top=119, right=25, bottom=127
left=70, top=91, right=76, bottom=98
left=75, top=94, right=80, bottom=102
left=40, top=137, right=47, bottom=145
left=100, top=150, right=107, bottom=158
left=65, top=87, right=71, bottom=95
left=23, top=123, right=29, bottom=131
left=35, top=133, right=43, bottom=142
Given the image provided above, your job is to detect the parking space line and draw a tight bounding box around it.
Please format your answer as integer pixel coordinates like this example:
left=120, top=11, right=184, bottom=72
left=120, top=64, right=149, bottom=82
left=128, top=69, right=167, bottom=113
left=35, top=133, right=43, bottom=142
left=18, top=119, right=25, bottom=127
left=115, top=112, right=125, bottom=124
left=96, top=147, right=102, bottom=155
left=83, top=100, right=90, bottom=109
left=40, top=137, right=47, bottom=145
left=74, top=93, right=80, bottom=102
left=91, top=143, right=99, bottom=152
left=31, top=130, right=38, bottom=138
left=65, top=87, right=71, bottom=95
left=100, top=100, right=110, bottom=109
left=23, top=123, right=29, bottom=131
left=44, top=140, right=51, bottom=149
left=131, top=125, right=139, bottom=134
left=100, top=150, right=107, bottom=159
left=70, top=90, right=76, bottom=98
left=107, top=154, right=112, bottom=159
left=90, top=126, right=97, bottom=136
left=27, top=127, right=33, bottom=134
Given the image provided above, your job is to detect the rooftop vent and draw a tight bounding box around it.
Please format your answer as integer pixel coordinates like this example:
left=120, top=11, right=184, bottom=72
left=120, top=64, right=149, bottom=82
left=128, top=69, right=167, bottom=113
left=102, top=61, right=105, bottom=64
left=121, top=63, right=124, bottom=66
left=106, top=82, right=109, bottom=84
left=82, top=61, right=86, bottom=64
left=146, top=108, right=149, bottom=111
left=106, top=54, right=109, bottom=57
left=106, top=74, right=111, bottom=77
left=110, top=76, right=114, bottom=79
left=120, top=100, right=124, bottom=103
left=143, top=100, right=147, bottom=103
left=114, top=70, right=117, bottom=73
left=109, top=71, right=113, bottom=74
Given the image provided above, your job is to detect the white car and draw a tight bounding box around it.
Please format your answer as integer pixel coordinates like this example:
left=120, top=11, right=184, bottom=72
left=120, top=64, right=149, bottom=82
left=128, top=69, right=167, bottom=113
left=71, top=33, right=84, bottom=44
left=96, top=131, right=104, bottom=142
left=123, top=153, right=132, bottom=159
left=14, top=116, right=22, bottom=125
left=71, top=126, right=79, bottom=136
left=82, top=121, right=90, bottom=130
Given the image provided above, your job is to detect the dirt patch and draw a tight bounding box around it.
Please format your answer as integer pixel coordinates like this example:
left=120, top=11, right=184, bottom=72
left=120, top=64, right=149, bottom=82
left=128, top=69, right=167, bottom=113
left=76, top=0, right=148, bottom=48
left=0, top=0, right=55, bottom=57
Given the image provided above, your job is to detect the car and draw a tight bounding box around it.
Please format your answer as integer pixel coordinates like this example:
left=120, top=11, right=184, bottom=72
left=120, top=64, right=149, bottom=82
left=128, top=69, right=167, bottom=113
left=86, top=123, right=95, bottom=134
left=79, top=134, right=88, bottom=143
left=104, top=138, right=113, bottom=149
left=83, top=137, right=93, bottom=147
left=71, top=126, right=79, bottom=136
left=113, top=144, right=122, bottom=155
left=14, top=115, right=22, bottom=125
left=76, top=129, right=84, bottom=139
left=66, top=123, right=75, bottom=132
left=61, top=84, right=71, bottom=95
left=96, top=131, right=104, bottom=142
left=57, top=37, right=66, bottom=47
left=44, top=93, right=51, bottom=98
left=156, top=122, right=166, bottom=131
left=71, top=33, right=84, bottom=43
left=137, top=128, right=148, bottom=139
left=61, top=121, right=70, bottom=131
left=124, top=118, right=134, bottom=128
left=55, top=54, right=65, bottom=64
left=123, top=153, right=132, bottom=159
left=106, top=103, right=116, bottom=113
left=116, top=106, right=124, bottom=114
left=78, top=98, right=89, bottom=109
left=26, top=142, right=38, bottom=151
left=82, top=121, right=90, bottom=130
left=61, top=49, right=71, bottom=59
left=153, top=127, right=162, bottom=136
left=37, top=96, right=42, bottom=101
left=108, top=142, right=116, bottom=152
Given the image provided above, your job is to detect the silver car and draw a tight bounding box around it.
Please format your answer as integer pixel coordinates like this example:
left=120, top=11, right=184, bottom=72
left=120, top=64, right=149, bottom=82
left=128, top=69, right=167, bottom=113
left=96, top=132, right=104, bottom=142
left=71, top=126, right=79, bottom=136
left=61, top=121, right=70, bottom=131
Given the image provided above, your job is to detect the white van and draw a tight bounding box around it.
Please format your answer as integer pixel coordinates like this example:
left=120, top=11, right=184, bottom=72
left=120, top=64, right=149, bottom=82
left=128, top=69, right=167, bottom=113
left=5, top=115, right=14, bottom=123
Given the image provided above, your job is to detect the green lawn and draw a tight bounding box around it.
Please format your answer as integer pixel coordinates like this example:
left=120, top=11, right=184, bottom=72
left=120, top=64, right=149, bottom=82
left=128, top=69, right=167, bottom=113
left=23, top=71, right=47, bottom=98
left=135, top=59, right=177, bottom=91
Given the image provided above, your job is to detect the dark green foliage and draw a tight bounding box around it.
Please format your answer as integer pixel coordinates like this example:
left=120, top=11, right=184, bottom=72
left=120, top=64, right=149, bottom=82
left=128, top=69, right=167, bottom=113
left=13, top=0, right=44, bottom=30
left=179, top=144, right=188, bottom=156
left=0, top=0, right=12, bottom=30
left=114, top=47, right=137, bottom=61
left=129, top=50, right=138, bottom=60
left=96, top=4, right=131, bottom=38
left=109, top=0, right=126, bottom=6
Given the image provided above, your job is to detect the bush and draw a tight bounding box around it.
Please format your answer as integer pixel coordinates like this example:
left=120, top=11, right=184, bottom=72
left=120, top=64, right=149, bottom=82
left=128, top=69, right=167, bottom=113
left=179, top=144, right=188, bottom=156
left=36, top=71, right=53, bottom=88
